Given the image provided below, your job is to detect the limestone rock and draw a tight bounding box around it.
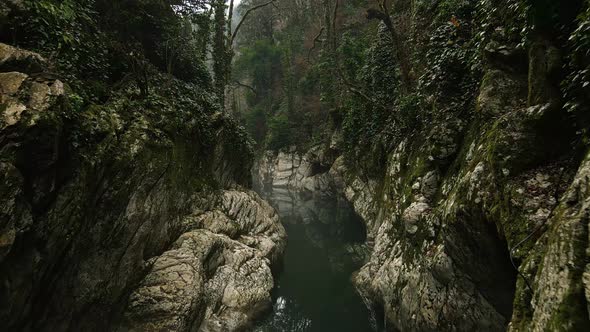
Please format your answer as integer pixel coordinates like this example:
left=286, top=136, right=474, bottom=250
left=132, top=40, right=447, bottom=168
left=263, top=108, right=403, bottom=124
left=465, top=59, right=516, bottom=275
left=0, top=44, right=284, bottom=332
left=0, top=72, right=28, bottom=96
left=0, top=46, right=65, bottom=129
left=0, top=43, right=47, bottom=73
left=477, top=69, right=527, bottom=117
left=277, top=43, right=588, bottom=331
left=121, top=190, right=286, bottom=332
left=253, top=146, right=337, bottom=198
left=527, top=153, right=590, bottom=331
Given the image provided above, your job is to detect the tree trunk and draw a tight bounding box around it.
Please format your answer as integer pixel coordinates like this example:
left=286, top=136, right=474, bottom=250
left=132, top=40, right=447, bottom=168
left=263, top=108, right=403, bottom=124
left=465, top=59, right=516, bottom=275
left=367, top=1, right=413, bottom=92
left=213, top=0, right=229, bottom=107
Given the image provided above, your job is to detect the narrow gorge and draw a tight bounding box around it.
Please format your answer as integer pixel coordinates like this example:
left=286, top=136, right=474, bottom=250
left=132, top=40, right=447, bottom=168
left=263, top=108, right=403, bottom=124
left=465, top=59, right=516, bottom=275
left=1, top=0, right=590, bottom=331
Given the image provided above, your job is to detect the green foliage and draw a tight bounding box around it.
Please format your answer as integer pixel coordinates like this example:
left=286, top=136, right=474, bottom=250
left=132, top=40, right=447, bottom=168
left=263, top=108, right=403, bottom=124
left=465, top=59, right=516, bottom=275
left=337, top=31, right=369, bottom=82
left=1, top=0, right=256, bottom=192
left=563, top=1, right=590, bottom=141
left=9, top=0, right=110, bottom=91
left=340, top=25, right=397, bottom=166
left=361, top=26, right=398, bottom=107
left=231, top=0, right=375, bottom=152
left=341, top=99, right=369, bottom=157
left=233, top=40, right=282, bottom=94
left=316, top=49, right=338, bottom=107
left=159, top=17, right=212, bottom=86
left=473, top=0, right=531, bottom=68
left=3, top=0, right=213, bottom=101
left=232, top=6, right=338, bottom=152
left=266, top=112, right=293, bottom=151
left=68, top=93, right=85, bottom=113
left=243, top=105, right=267, bottom=146
left=434, top=0, right=475, bottom=24
left=395, top=94, right=426, bottom=135
left=339, top=1, right=482, bottom=172
left=232, top=39, right=285, bottom=149
left=419, top=19, right=479, bottom=107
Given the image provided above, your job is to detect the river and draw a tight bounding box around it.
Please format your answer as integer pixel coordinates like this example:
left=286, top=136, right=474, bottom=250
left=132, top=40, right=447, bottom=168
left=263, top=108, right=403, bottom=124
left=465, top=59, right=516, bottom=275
left=253, top=185, right=379, bottom=332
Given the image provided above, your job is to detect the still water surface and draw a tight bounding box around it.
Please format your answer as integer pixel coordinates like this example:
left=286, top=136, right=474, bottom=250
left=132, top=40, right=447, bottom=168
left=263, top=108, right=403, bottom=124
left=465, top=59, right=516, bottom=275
left=254, top=187, right=377, bottom=332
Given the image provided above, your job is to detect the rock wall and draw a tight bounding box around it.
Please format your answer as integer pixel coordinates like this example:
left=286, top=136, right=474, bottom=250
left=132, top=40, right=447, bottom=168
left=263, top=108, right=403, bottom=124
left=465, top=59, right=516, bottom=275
left=0, top=44, right=286, bottom=332
left=120, top=190, right=285, bottom=332
left=330, top=35, right=590, bottom=330
left=255, top=40, right=590, bottom=332
left=254, top=146, right=336, bottom=198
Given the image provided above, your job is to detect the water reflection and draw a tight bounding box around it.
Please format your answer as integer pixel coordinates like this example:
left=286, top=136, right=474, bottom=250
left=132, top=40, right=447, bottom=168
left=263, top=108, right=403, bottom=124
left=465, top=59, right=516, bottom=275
left=254, top=184, right=376, bottom=332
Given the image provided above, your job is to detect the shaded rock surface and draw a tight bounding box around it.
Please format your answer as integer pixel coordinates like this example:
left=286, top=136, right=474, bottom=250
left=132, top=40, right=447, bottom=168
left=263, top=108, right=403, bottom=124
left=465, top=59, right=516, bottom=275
left=254, top=146, right=336, bottom=198
left=256, top=37, right=590, bottom=332
left=0, top=44, right=285, bottom=332
left=120, top=190, right=285, bottom=332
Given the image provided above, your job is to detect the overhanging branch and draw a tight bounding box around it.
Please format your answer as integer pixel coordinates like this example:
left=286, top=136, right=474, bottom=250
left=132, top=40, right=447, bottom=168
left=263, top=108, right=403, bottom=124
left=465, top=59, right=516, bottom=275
left=307, top=27, right=325, bottom=62
left=233, top=80, right=257, bottom=95
left=231, top=0, right=276, bottom=44
left=366, top=0, right=413, bottom=91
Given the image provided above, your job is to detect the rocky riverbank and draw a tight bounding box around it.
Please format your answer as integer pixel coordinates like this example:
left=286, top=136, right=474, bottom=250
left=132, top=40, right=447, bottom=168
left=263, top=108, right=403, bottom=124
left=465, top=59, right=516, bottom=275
left=120, top=190, right=286, bottom=332
left=0, top=43, right=285, bottom=331
left=254, top=144, right=339, bottom=198
left=254, top=39, right=590, bottom=329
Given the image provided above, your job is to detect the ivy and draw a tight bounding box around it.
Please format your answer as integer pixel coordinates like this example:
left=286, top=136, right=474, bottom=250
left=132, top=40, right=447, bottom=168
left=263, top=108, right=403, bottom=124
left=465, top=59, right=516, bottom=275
left=563, top=2, right=590, bottom=142
left=11, top=0, right=110, bottom=92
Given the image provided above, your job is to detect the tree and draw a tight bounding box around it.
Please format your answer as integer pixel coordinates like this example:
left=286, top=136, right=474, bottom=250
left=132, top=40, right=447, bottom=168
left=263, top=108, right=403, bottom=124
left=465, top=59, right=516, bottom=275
left=212, top=0, right=277, bottom=109
left=366, top=0, right=413, bottom=92
left=212, top=0, right=230, bottom=104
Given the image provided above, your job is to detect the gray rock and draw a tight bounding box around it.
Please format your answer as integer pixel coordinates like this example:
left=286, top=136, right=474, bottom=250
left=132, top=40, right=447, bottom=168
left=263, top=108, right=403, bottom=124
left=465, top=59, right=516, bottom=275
left=0, top=42, right=47, bottom=73
left=119, top=189, right=285, bottom=332
left=0, top=44, right=285, bottom=332
left=0, top=48, right=65, bottom=129
left=477, top=69, right=527, bottom=117
left=120, top=189, right=285, bottom=332
left=253, top=146, right=336, bottom=198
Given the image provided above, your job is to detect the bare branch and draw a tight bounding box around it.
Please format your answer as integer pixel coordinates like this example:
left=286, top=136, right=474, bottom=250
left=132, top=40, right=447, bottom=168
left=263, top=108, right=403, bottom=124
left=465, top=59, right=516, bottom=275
left=233, top=80, right=257, bottom=95
left=231, top=0, right=276, bottom=44
left=307, top=27, right=325, bottom=62
left=227, top=0, right=235, bottom=40
left=366, top=3, right=413, bottom=91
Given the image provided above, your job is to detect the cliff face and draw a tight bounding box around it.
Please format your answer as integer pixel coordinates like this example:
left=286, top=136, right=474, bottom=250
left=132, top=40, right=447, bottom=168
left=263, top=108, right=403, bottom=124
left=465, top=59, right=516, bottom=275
left=257, top=94, right=589, bottom=331
left=255, top=147, right=336, bottom=198
left=255, top=15, right=590, bottom=332
left=0, top=43, right=286, bottom=331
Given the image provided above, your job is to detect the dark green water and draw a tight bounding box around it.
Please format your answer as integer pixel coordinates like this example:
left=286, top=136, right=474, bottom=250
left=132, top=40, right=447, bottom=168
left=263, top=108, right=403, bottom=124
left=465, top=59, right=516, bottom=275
left=254, top=187, right=377, bottom=332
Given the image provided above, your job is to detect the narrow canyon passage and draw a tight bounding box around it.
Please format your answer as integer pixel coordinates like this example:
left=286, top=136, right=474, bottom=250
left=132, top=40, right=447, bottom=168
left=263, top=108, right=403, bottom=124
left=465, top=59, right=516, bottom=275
left=2, top=1, right=590, bottom=331
left=253, top=186, right=378, bottom=332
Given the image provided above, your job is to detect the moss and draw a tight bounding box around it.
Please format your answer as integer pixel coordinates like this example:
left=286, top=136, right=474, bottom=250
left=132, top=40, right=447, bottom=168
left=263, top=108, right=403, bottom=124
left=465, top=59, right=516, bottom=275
left=508, top=236, right=547, bottom=330
left=546, top=201, right=590, bottom=330
left=168, top=138, right=215, bottom=193
left=441, top=115, right=486, bottom=171
left=0, top=102, right=7, bottom=128
left=494, top=185, right=534, bottom=253
left=548, top=286, right=590, bottom=331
